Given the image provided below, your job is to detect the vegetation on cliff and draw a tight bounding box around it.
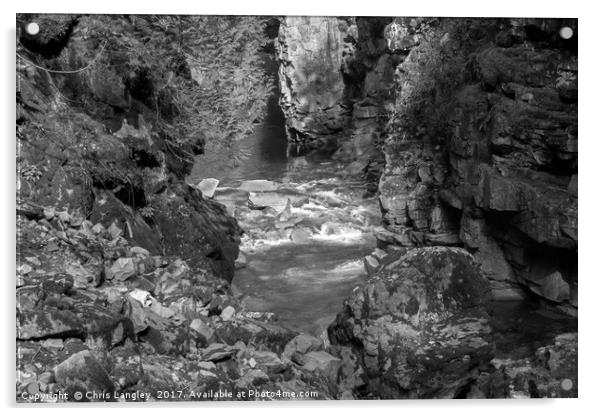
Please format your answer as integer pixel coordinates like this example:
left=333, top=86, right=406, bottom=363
left=16, top=14, right=278, bottom=275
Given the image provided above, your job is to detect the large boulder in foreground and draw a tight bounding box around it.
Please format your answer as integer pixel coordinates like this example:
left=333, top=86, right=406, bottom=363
left=328, top=247, right=493, bottom=399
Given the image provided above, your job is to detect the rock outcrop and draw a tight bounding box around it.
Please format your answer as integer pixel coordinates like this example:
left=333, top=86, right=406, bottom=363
left=277, top=17, right=393, bottom=192
left=375, top=18, right=578, bottom=314
left=329, top=247, right=494, bottom=399
left=276, top=16, right=351, bottom=154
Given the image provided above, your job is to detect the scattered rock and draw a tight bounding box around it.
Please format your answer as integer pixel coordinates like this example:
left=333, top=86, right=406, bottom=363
left=196, top=178, right=220, bottom=198
left=130, top=246, right=150, bottom=257
left=290, top=227, right=312, bottom=243
left=17, top=264, right=33, bottom=275
left=235, top=252, right=247, bottom=269
left=251, top=350, right=285, bottom=374
left=107, top=222, right=123, bottom=239
left=190, top=319, right=215, bottom=343
left=109, top=257, right=136, bottom=281
left=43, top=207, right=55, bottom=220
left=58, top=211, right=70, bottom=223
left=235, top=369, right=269, bottom=389
left=129, top=288, right=152, bottom=306
left=65, top=263, right=97, bottom=288
left=220, top=305, right=236, bottom=321
left=283, top=334, right=323, bottom=361
left=248, top=192, right=290, bottom=213
left=299, top=351, right=341, bottom=373
left=91, top=223, right=106, bottom=235
left=537, top=271, right=571, bottom=302
left=200, top=343, right=235, bottom=362
left=363, top=255, right=380, bottom=275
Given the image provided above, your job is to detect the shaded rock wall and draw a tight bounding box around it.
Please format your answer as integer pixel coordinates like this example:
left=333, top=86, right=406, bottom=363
left=277, top=17, right=395, bottom=191
left=377, top=18, right=577, bottom=314
left=277, top=16, right=350, bottom=154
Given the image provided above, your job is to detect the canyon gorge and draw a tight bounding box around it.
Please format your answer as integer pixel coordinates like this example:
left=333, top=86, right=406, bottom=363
left=16, top=15, right=577, bottom=401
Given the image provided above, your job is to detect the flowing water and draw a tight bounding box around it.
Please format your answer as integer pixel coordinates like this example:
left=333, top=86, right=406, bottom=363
left=231, top=172, right=380, bottom=335
left=192, top=154, right=381, bottom=334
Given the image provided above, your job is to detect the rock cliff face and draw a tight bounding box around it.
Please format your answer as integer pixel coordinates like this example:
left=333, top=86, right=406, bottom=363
left=277, top=16, right=350, bottom=154
left=278, top=17, right=578, bottom=314
left=277, top=17, right=397, bottom=191
left=377, top=18, right=577, bottom=314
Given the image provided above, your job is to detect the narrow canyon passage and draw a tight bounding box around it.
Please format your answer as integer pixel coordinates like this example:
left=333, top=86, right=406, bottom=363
left=190, top=89, right=380, bottom=335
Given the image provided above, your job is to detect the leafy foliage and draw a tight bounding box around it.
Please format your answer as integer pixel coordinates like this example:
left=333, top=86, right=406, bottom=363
left=386, top=18, right=497, bottom=146
left=73, top=15, right=274, bottom=153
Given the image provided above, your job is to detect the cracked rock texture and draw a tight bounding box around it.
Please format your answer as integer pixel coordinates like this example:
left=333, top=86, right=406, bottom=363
left=277, top=16, right=350, bottom=154
left=328, top=247, right=494, bottom=399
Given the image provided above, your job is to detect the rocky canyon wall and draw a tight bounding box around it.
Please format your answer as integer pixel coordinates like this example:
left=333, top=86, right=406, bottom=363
left=277, top=17, right=578, bottom=315
left=276, top=17, right=350, bottom=154
left=17, top=15, right=243, bottom=280
left=277, top=17, right=396, bottom=192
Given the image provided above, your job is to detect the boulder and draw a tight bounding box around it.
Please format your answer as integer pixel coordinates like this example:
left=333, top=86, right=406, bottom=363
left=283, top=334, right=323, bottom=361
left=235, top=369, right=269, bottom=389
left=53, top=350, right=115, bottom=399
left=298, top=351, right=341, bottom=373
left=537, top=271, right=571, bottom=302
left=290, top=227, right=312, bottom=244
left=220, top=305, right=236, bottom=321
left=248, top=192, right=290, bottom=213
left=329, top=247, right=493, bottom=399
left=196, top=178, right=219, bottom=198
left=363, top=255, right=380, bottom=276
left=109, top=257, right=136, bottom=281
left=200, top=343, right=236, bottom=362
left=190, top=318, right=215, bottom=344
left=150, top=183, right=241, bottom=281
left=235, top=252, right=247, bottom=269
left=17, top=309, right=83, bottom=340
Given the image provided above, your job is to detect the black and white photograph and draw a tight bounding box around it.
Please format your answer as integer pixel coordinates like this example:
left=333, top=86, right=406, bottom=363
left=8, top=1, right=591, bottom=409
